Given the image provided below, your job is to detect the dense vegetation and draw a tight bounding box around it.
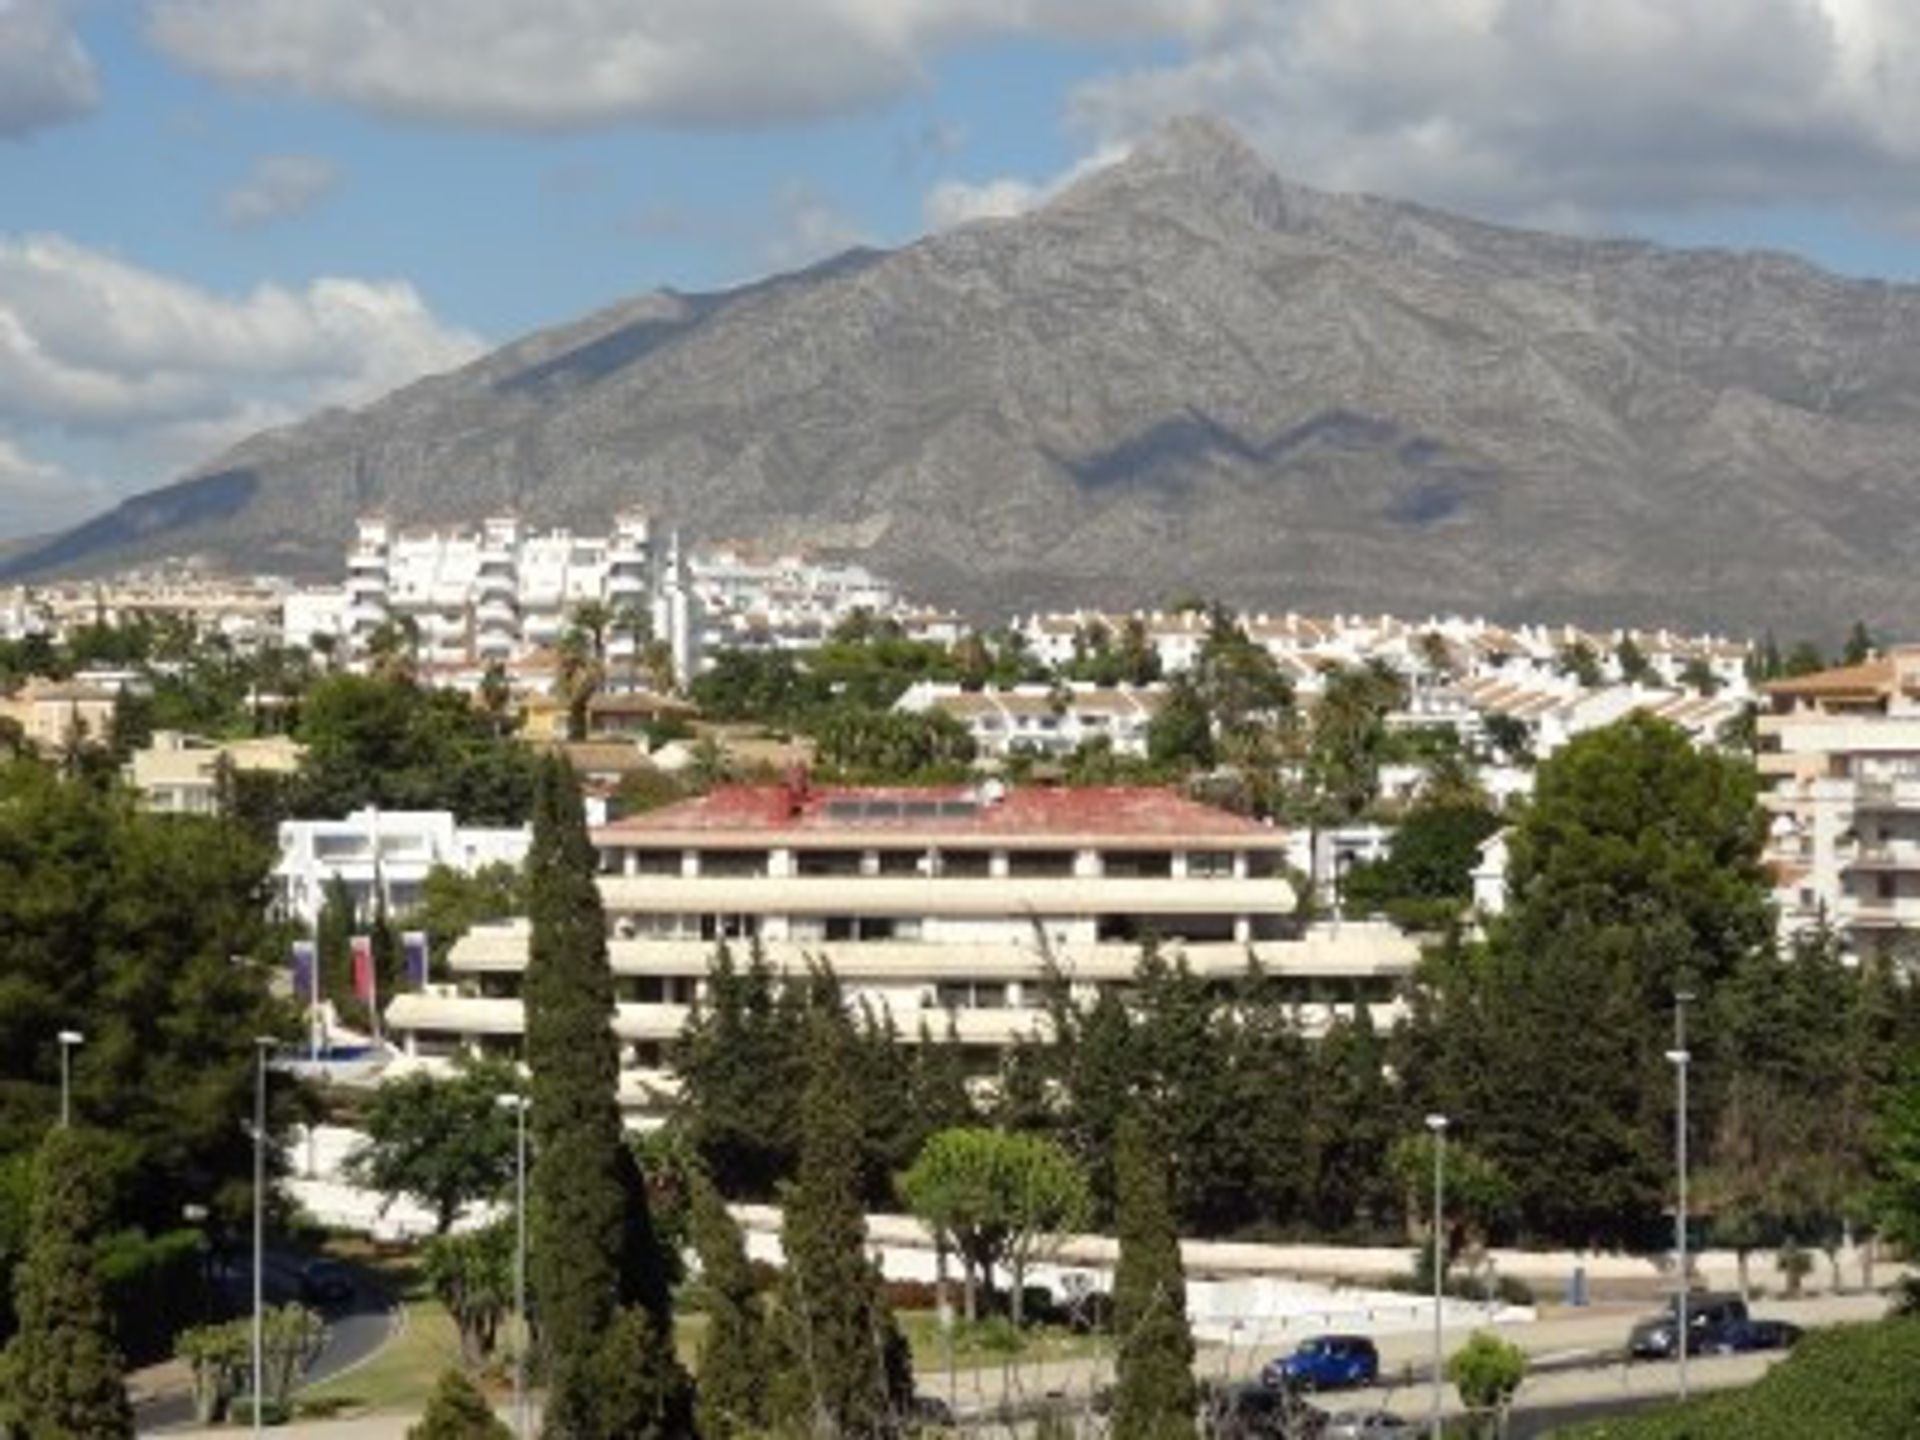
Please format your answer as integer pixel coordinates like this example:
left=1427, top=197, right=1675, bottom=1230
left=1560, top=1317, right=1920, bottom=1439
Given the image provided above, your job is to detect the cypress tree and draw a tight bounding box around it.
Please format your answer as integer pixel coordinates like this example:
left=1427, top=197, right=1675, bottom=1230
left=768, top=1012, right=912, bottom=1437
left=408, top=1368, right=512, bottom=1439
left=688, top=1169, right=767, bottom=1437
left=4, top=1126, right=134, bottom=1439
left=1110, top=1109, right=1196, bottom=1440
left=523, top=757, right=688, bottom=1438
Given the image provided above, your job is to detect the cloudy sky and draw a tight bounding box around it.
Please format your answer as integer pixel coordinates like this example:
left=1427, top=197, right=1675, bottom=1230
left=6, top=0, right=1920, bottom=540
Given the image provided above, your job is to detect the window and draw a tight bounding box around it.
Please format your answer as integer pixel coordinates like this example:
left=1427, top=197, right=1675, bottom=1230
left=1186, top=851, right=1236, bottom=878
left=1008, top=850, right=1074, bottom=878
left=697, top=850, right=769, bottom=877
left=799, top=849, right=863, bottom=877
left=632, top=849, right=681, bottom=876
left=875, top=849, right=924, bottom=876
left=1102, top=851, right=1172, bottom=878
left=935, top=849, right=992, bottom=878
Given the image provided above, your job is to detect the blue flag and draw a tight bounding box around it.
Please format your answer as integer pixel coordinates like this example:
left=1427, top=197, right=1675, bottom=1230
left=291, top=939, right=316, bottom=1001
left=402, top=931, right=430, bottom=990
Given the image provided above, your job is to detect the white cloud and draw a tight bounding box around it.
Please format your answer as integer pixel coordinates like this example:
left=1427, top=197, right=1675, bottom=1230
left=0, top=235, right=484, bottom=534
left=764, top=184, right=868, bottom=271
left=220, top=154, right=342, bottom=230
left=0, top=0, right=99, bottom=137
left=145, top=0, right=1234, bottom=130
left=0, top=434, right=107, bottom=536
left=1066, top=0, right=1920, bottom=221
left=923, top=144, right=1131, bottom=230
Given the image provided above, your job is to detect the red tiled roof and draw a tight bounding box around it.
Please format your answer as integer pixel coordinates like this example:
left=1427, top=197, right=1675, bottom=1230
left=597, top=783, right=1280, bottom=842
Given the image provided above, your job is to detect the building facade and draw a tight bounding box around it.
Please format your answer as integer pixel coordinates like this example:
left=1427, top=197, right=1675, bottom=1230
left=275, top=808, right=532, bottom=929
left=124, top=730, right=305, bottom=814
left=384, top=781, right=1420, bottom=1116
left=323, top=512, right=703, bottom=683
left=1759, top=647, right=1920, bottom=959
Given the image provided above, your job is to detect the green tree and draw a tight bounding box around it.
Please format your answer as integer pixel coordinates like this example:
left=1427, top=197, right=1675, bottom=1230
left=767, top=1012, right=911, bottom=1437
left=1615, top=636, right=1656, bottom=685
left=346, top=1064, right=520, bottom=1234
left=423, top=1221, right=516, bottom=1368
left=1405, top=715, right=1772, bottom=1247
left=675, top=944, right=804, bottom=1198
left=1304, top=663, right=1405, bottom=822
left=1448, top=1330, right=1527, bottom=1435
left=523, top=756, right=689, bottom=1438
left=1558, top=641, right=1604, bottom=688
left=1875, top=1060, right=1920, bottom=1260
left=1341, top=798, right=1500, bottom=930
left=688, top=1168, right=768, bottom=1436
left=417, top=862, right=525, bottom=977
left=1842, top=620, right=1877, bottom=666
left=1145, top=675, right=1216, bottom=770
left=1110, top=1110, right=1196, bottom=1440
left=900, top=1127, right=1090, bottom=1324
left=409, top=1368, right=512, bottom=1440
left=2, top=1126, right=133, bottom=1438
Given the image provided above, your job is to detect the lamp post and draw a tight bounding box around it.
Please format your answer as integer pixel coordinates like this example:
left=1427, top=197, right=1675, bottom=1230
left=1669, top=989, right=1694, bottom=1404
left=1426, top=1113, right=1449, bottom=1440
left=56, top=1030, right=83, bottom=1127
left=498, top=1093, right=530, bottom=1438
left=251, top=1037, right=277, bottom=1437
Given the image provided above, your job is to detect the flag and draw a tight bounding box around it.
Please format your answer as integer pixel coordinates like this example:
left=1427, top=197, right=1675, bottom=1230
left=351, top=935, right=374, bottom=1004
left=290, top=940, right=315, bottom=1000
left=402, top=931, right=429, bottom=990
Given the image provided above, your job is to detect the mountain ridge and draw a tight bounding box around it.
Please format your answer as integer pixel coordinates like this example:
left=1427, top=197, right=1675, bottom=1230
left=11, top=115, right=1920, bottom=634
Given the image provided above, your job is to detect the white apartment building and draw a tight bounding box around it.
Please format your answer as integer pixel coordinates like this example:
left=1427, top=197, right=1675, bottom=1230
left=275, top=808, right=532, bottom=929
left=384, top=781, right=1419, bottom=1115
left=330, top=512, right=702, bottom=683
left=1759, top=647, right=1920, bottom=960
left=894, top=682, right=1163, bottom=760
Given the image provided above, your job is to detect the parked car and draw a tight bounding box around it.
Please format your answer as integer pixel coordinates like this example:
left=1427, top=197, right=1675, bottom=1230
left=1202, top=1380, right=1325, bottom=1438
left=907, top=1393, right=956, bottom=1430
left=296, top=1257, right=355, bottom=1305
left=1701, top=1317, right=1804, bottom=1355
left=1322, top=1410, right=1415, bottom=1439
left=1262, top=1335, right=1382, bottom=1392
left=1627, top=1293, right=1748, bottom=1360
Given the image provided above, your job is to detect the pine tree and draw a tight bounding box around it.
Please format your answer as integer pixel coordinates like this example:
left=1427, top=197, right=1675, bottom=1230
left=408, top=1368, right=512, bottom=1439
left=1110, top=1109, right=1195, bottom=1440
left=768, top=1011, right=911, bottom=1437
left=4, top=1126, right=134, bottom=1439
left=688, top=1169, right=767, bottom=1436
left=523, top=757, right=689, bottom=1438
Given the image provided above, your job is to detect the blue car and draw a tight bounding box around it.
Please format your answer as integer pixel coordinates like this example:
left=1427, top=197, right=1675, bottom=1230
left=1262, top=1334, right=1381, bottom=1391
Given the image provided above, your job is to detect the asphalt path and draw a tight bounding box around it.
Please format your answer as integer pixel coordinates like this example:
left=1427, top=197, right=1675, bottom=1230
left=134, top=1247, right=399, bottom=1433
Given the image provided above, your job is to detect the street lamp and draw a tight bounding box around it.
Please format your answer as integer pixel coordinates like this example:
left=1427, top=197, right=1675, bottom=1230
left=1426, top=1113, right=1449, bottom=1440
left=251, top=1037, right=277, bottom=1438
left=1668, top=988, right=1694, bottom=1404
left=56, top=1030, right=83, bottom=1127
left=498, top=1093, right=531, bottom=1438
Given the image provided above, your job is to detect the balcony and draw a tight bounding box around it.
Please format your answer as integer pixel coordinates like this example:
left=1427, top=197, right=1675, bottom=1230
left=594, top=873, right=1298, bottom=918
left=1837, top=892, right=1920, bottom=928
left=1839, top=838, right=1920, bottom=872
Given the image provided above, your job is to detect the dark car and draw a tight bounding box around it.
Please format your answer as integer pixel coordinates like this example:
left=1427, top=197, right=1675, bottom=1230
left=1627, top=1293, right=1748, bottom=1360
left=1262, top=1335, right=1381, bottom=1392
left=907, top=1394, right=956, bottom=1432
left=296, top=1257, right=355, bottom=1305
left=1701, top=1317, right=1803, bottom=1355
left=1202, top=1381, right=1325, bottom=1439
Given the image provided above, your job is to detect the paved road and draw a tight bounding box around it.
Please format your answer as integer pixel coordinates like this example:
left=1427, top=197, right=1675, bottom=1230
left=134, top=1248, right=400, bottom=1434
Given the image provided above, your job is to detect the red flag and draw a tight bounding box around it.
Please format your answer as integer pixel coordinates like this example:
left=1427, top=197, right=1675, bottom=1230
left=351, top=935, right=374, bottom=1003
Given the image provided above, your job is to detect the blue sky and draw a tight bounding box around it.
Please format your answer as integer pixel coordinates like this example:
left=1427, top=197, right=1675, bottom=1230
left=5, top=0, right=1920, bottom=539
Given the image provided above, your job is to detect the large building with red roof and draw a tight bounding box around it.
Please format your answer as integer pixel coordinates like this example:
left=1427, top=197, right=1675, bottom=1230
left=386, top=779, right=1418, bottom=1117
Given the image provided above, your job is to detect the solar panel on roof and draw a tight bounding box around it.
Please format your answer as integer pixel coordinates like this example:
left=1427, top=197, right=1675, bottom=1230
left=865, top=800, right=902, bottom=819
left=826, top=800, right=865, bottom=819
left=939, top=800, right=978, bottom=818
left=904, top=800, right=940, bottom=818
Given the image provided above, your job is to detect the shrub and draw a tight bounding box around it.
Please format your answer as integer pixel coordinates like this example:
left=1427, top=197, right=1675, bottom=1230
left=1447, top=1329, right=1527, bottom=1422
left=1558, top=1317, right=1920, bottom=1439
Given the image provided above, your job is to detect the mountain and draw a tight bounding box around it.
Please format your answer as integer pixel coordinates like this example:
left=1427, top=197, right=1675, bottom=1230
left=13, top=115, right=1920, bottom=634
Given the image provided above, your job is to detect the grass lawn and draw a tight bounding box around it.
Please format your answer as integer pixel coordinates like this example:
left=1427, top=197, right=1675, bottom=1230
left=896, top=1311, right=1108, bottom=1373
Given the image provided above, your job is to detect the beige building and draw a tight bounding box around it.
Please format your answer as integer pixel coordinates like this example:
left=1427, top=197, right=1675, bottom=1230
left=386, top=780, right=1420, bottom=1116
left=0, top=681, right=119, bottom=754
left=124, top=730, right=306, bottom=814
left=1758, top=647, right=1920, bottom=958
